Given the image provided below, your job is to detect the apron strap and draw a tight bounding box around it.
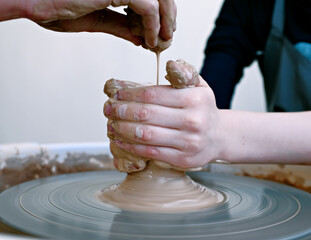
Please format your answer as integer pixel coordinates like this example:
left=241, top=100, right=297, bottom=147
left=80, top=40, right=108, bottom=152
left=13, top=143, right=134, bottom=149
left=272, top=0, right=285, bottom=32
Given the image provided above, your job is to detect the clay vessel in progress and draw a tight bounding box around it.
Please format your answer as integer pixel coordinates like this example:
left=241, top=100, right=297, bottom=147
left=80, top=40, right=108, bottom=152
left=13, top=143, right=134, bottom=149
left=100, top=60, right=224, bottom=212
left=99, top=161, right=224, bottom=212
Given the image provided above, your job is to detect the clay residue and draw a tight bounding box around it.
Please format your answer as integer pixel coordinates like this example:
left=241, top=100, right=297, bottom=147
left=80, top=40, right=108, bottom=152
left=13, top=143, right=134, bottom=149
left=98, top=161, right=224, bottom=212
left=0, top=151, right=114, bottom=192
left=109, top=141, right=146, bottom=172
left=239, top=170, right=311, bottom=193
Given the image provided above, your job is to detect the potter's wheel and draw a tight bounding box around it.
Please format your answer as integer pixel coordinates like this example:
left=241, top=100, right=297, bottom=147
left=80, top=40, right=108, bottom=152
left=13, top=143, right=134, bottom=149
left=0, top=171, right=310, bottom=240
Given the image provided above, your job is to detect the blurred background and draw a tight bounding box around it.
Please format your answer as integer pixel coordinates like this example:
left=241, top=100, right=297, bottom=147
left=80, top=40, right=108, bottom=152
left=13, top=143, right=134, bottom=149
left=0, top=0, right=265, bottom=144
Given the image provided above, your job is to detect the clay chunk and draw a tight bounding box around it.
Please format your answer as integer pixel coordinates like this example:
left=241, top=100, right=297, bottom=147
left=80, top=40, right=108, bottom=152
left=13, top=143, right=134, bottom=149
left=165, top=59, right=200, bottom=88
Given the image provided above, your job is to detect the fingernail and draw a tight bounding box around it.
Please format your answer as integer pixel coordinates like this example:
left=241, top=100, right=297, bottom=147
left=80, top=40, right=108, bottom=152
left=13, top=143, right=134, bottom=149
left=146, top=39, right=157, bottom=49
left=146, top=41, right=153, bottom=49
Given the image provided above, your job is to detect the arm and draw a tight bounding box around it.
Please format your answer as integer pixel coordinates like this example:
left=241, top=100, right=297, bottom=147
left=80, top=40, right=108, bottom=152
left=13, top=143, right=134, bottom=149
left=104, top=60, right=311, bottom=169
left=0, top=0, right=176, bottom=48
left=220, top=110, right=311, bottom=164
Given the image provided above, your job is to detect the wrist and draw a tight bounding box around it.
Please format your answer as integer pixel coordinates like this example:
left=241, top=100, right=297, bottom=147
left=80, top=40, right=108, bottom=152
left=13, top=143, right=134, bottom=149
left=215, top=109, right=251, bottom=163
left=213, top=110, right=233, bottom=162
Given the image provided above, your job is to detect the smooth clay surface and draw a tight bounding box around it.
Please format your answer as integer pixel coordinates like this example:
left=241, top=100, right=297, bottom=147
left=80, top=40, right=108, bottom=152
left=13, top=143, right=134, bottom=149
left=98, top=161, right=224, bottom=212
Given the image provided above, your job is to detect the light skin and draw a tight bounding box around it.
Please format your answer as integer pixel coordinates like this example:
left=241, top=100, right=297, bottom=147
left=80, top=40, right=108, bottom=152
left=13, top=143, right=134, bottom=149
left=0, top=0, right=176, bottom=48
left=104, top=65, right=311, bottom=168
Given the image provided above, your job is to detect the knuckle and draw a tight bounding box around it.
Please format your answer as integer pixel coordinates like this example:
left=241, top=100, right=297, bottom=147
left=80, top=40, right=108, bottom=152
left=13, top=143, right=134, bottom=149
left=134, top=126, right=152, bottom=141
left=183, top=135, right=201, bottom=152
left=183, top=114, right=203, bottom=132
left=140, top=88, right=157, bottom=103
left=142, top=127, right=152, bottom=141
left=145, top=146, right=159, bottom=156
left=189, top=94, right=202, bottom=106
left=28, top=6, right=50, bottom=21
left=137, top=106, right=151, bottom=121
left=180, top=94, right=192, bottom=106
left=181, top=93, right=202, bottom=107
left=145, top=1, right=159, bottom=16
left=178, top=155, right=193, bottom=169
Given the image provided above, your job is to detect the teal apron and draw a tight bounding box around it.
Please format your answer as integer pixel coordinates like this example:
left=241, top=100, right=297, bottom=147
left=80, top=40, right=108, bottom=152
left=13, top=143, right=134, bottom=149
left=263, top=0, right=311, bottom=112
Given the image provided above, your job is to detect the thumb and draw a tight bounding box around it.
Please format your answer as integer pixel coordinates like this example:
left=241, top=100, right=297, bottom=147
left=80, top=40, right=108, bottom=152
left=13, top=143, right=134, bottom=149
left=165, top=59, right=208, bottom=88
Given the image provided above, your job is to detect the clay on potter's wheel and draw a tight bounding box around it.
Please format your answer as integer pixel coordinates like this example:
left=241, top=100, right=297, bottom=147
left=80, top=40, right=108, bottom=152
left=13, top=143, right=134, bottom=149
left=98, top=161, right=224, bottom=212
left=101, top=60, right=223, bottom=212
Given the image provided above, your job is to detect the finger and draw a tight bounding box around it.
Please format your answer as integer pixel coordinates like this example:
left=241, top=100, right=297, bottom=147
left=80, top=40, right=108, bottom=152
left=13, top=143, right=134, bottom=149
left=165, top=59, right=209, bottom=88
left=127, top=0, right=160, bottom=48
left=113, top=84, right=211, bottom=109
left=113, top=141, right=200, bottom=169
left=158, top=0, right=176, bottom=40
left=104, top=98, right=187, bottom=129
left=30, top=0, right=112, bottom=22
left=110, top=141, right=146, bottom=172
left=40, top=9, right=143, bottom=46
left=104, top=78, right=142, bottom=98
left=112, top=85, right=188, bottom=107
left=109, top=121, right=190, bottom=150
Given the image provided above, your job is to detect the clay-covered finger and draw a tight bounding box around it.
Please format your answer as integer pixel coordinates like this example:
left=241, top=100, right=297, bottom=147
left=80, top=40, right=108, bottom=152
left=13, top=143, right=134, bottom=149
left=108, top=121, right=190, bottom=150
left=141, top=5, right=160, bottom=48
left=125, top=6, right=172, bottom=52
left=113, top=84, right=212, bottom=109
left=158, top=0, right=176, bottom=40
left=110, top=141, right=147, bottom=172
left=104, top=78, right=142, bottom=98
left=104, top=98, right=192, bottom=129
left=40, top=9, right=143, bottom=45
left=111, top=85, right=189, bottom=107
left=114, top=141, right=204, bottom=170
left=165, top=59, right=208, bottom=88
left=125, top=0, right=161, bottom=48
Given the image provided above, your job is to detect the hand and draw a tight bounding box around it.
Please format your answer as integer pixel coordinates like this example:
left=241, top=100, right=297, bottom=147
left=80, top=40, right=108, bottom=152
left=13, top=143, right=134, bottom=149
left=104, top=60, right=224, bottom=170
left=20, top=0, right=176, bottom=47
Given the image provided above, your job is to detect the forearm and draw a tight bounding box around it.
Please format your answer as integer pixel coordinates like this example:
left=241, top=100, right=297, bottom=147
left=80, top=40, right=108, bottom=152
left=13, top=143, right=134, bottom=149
left=219, top=110, right=311, bottom=164
left=0, top=0, right=27, bottom=21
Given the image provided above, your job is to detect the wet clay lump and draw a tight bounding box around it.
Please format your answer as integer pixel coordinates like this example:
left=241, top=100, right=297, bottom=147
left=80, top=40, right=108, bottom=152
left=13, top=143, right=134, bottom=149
left=99, top=161, right=224, bottom=212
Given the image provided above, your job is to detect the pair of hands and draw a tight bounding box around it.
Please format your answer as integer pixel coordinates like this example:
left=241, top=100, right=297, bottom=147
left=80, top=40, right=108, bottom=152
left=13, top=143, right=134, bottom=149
left=2, top=0, right=176, bottom=48
left=104, top=60, right=224, bottom=171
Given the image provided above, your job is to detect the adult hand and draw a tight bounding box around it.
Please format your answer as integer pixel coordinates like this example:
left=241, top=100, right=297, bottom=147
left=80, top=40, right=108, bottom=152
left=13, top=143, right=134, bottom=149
left=2, top=0, right=176, bottom=47
left=104, top=60, right=224, bottom=170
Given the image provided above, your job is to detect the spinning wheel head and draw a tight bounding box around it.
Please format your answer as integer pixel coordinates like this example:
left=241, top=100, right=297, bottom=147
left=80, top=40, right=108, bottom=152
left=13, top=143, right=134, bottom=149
left=0, top=171, right=310, bottom=239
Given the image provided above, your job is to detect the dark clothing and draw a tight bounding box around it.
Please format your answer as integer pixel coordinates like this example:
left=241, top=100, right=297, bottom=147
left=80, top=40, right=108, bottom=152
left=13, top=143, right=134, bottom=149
left=201, top=0, right=311, bottom=109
